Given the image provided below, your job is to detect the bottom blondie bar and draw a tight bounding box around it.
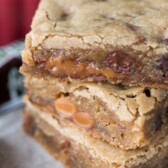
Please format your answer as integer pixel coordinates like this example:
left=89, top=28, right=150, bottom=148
left=23, top=101, right=168, bottom=168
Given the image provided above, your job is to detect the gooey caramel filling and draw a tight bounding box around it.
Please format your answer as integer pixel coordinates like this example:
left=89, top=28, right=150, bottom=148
left=43, top=58, right=123, bottom=80
left=23, top=49, right=133, bottom=81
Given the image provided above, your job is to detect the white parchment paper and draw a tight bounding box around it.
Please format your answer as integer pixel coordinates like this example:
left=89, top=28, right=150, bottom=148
left=0, top=111, right=64, bottom=168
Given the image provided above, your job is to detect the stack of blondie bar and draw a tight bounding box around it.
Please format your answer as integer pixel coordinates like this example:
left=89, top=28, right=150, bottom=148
left=20, top=0, right=168, bottom=167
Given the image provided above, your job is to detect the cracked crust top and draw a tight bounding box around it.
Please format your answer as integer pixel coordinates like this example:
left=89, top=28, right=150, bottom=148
left=27, top=0, right=168, bottom=54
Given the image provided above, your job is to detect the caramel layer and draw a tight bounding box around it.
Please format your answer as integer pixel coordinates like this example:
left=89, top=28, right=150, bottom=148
left=21, top=48, right=168, bottom=87
left=45, top=59, right=121, bottom=80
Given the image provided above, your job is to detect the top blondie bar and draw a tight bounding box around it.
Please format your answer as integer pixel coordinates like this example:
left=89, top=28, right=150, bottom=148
left=22, top=0, right=168, bottom=87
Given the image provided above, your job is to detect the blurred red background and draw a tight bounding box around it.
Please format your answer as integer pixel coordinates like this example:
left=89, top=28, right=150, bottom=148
left=0, top=0, right=39, bottom=46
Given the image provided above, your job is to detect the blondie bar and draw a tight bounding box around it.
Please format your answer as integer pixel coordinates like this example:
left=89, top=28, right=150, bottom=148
left=21, top=0, right=168, bottom=167
left=21, top=0, right=168, bottom=87
left=23, top=75, right=168, bottom=150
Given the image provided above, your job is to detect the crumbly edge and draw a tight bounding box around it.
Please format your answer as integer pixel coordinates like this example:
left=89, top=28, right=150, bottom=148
left=24, top=99, right=168, bottom=168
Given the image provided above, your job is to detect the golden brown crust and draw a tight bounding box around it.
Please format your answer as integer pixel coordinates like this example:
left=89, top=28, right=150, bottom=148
left=31, top=0, right=168, bottom=51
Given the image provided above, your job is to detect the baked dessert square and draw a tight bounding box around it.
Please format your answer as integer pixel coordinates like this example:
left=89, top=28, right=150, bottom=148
left=20, top=0, right=168, bottom=167
left=21, top=0, right=168, bottom=88
left=23, top=75, right=168, bottom=150
left=23, top=104, right=168, bottom=168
